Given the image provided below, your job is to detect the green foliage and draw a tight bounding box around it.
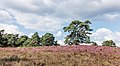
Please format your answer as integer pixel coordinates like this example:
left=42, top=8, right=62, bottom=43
left=102, top=40, right=116, bottom=47
left=53, top=41, right=60, bottom=46
left=41, top=33, right=57, bottom=46
left=1, top=37, right=8, bottom=47
left=0, top=30, right=5, bottom=46
left=91, top=42, right=98, bottom=46
left=29, top=32, right=40, bottom=46
left=22, top=38, right=32, bottom=47
left=0, top=29, right=59, bottom=47
left=7, top=34, right=18, bottom=47
left=22, top=32, right=40, bottom=47
left=16, top=35, right=28, bottom=47
left=63, top=20, right=93, bottom=45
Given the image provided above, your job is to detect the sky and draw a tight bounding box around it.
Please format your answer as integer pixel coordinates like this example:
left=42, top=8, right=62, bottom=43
left=0, top=0, right=120, bottom=46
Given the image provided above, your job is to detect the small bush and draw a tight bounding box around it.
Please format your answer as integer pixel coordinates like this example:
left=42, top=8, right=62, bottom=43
left=102, top=40, right=116, bottom=47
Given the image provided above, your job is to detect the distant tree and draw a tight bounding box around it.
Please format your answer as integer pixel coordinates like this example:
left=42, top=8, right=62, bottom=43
left=0, top=30, right=4, bottom=42
left=102, top=40, right=116, bottom=47
left=91, top=42, right=98, bottom=46
left=53, top=41, right=60, bottom=46
left=41, top=33, right=57, bottom=46
left=22, top=32, right=40, bottom=47
left=16, top=35, right=28, bottom=47
left=63, top=20, right=93, bottom=45
left=7, top=34, right=19, bottom=47
left=0, top=30, right=60, bottom=47
left=22, top=38, right=32, bottom=47
left=0, top=30, right=7, bottom=47
left=1, top=33, right=8, bottom=47
left=0, top=31, right=15, bottom=47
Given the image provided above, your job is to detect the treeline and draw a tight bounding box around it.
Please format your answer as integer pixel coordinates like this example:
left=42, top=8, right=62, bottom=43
left=0, top=20, right=117, bottom=47
left=0, top=30, right=59, bottom=47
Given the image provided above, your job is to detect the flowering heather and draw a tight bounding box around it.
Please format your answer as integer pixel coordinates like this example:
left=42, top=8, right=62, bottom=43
left=0, top=45, right=119, bottom=66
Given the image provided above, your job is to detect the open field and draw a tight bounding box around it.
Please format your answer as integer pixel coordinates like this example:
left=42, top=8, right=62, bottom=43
left=0, top=45, right=119, bottom=66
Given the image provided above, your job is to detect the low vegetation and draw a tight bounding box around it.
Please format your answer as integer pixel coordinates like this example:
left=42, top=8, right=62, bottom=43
left=102, top=40, right=116, bottom=47
left=0, top=46, right=119, bottom=66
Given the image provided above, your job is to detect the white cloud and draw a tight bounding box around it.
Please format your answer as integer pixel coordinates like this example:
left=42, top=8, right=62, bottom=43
left=0, top=23, right=23, bottom=34
left=57, top=40, right=64, bottom=46
left=15, top=11, right=63, bottom=32
left=28, top=32, right=34, bottom=38
left=54, top=31, right=66, bottom=45
left=0, top=0, right=120, bottom=19
left=105, top=14, right=120, bottom=21
left=0, top=0, right=120, bottom=23
left=91, top=28, right=120, bottom=47
left=0, top=9, right=13, bottom=24
left=56, top=31, right=62, bottom=37
left=91, top=13, right=120, bottom=22
left=0, top=9, right=23, bottom=35
left=0, top=0, right=37, bottom=12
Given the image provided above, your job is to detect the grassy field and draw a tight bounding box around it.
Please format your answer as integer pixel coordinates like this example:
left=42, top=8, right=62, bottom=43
left=0, top=45, right=119, bottom=66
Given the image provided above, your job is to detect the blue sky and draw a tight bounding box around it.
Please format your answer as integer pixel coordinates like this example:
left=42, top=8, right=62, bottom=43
left=0, top=0, right=120, bottom=46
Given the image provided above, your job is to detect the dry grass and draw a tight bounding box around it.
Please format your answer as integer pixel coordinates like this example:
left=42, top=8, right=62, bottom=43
left=0, top=45, right=119, bottom=66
